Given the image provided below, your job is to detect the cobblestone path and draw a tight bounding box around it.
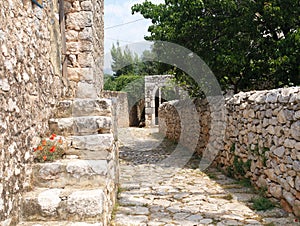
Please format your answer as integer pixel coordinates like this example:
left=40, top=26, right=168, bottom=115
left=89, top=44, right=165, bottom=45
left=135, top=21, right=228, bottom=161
left=111, top=128, right=297, bottom=226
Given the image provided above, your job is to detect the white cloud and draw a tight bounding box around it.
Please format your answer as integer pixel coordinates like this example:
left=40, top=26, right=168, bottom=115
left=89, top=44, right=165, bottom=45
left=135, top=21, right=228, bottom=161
left=104, top=0, right=164, bottom=52
left=104, top=0, right=165, bottom=73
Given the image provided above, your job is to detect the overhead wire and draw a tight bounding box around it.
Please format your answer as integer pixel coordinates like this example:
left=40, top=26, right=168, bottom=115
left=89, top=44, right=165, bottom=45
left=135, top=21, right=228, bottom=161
left=104, top=18, right=145, bottom=30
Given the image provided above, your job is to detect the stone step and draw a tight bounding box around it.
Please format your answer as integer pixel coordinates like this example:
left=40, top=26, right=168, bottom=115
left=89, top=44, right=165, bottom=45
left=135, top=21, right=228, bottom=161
left=21, top=188, right=108, bottom=222
left=49, top=116, right=112, bottom=136
left=65, top=134, right=116, bottom=160
left=32, top=159, right=110, bottom=189
left=17, top=221, right=103, bottom=226
left=55, top=98, right=112, bottom=118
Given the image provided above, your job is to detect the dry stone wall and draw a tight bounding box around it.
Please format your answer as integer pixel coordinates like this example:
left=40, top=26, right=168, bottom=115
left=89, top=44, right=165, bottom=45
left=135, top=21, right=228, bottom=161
left=159, top=87, right=300, bottom=216
left=218, top=87, right=300, bottom=216
left=0, top=0, right=66, bottom=224
left=159, top=99, right=211, bottom=154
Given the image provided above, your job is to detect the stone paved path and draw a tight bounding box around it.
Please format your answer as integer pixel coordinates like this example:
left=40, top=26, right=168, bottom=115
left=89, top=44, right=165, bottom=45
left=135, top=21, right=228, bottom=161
left=111, top=127, right=298, bottom=226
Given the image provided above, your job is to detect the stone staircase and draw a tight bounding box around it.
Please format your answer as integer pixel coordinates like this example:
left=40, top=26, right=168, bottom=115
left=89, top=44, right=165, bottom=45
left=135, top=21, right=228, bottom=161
left=17, top=98, right=119, bottom=226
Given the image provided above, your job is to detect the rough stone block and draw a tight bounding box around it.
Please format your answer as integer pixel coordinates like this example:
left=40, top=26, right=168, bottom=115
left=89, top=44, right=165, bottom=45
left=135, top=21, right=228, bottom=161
left=66, top=42, right=80, bottom=54
left=78, top=53, right=93, bottom=67
left=79, top=41, right=93, bottom=52
left=291, top=121, right=300, bottom=141
left=76, top=82, right=97, bottom=98
left=67, top=189, right=104, bottom=217
left=66, top=12, right=93, bottom=30
left=22, top=188, right=106, bottom=222
left=69, top=134, right=114, bottom=151
left=67, top=68, right=93, bottom=82
left=32, top=160, right=109, bottom=188
left=49, top=116, right=111, bottom=135
left=81, top=1, right=93, bottom=11
left=79, top=27, right=93, bottom=41
left=56, top=98, right=112, bottom=118
left=65, top=30, right=79, bottom=41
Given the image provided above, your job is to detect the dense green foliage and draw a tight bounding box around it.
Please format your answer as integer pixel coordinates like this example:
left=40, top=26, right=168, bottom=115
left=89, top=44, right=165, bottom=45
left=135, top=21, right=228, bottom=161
left=104, top=74, right=141, bottom=91
left=105, top=42, right=166, bottom=92
left=109, top=42, right=161, bottom=79
left=132, top=0, right=300, bottom=93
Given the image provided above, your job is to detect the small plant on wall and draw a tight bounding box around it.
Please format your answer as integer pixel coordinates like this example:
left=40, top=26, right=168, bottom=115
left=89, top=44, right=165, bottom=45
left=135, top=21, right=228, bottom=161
left=33, top=134, right=65, bottom=162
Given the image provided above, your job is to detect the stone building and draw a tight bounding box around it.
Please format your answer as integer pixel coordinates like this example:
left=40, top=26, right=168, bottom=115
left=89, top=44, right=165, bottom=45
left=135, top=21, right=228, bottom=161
left=1, top=1, right=118, bottom=225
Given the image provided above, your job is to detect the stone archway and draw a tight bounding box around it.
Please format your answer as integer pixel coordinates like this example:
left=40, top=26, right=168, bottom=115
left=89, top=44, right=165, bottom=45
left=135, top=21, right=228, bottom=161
left=145, top=75, right=174, bottom=127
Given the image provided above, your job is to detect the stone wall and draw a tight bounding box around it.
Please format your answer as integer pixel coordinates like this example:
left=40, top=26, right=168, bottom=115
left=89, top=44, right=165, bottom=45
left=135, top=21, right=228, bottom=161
left=218, top=87, right=300, bottom=216
left=159, top=87, right=300, bottom=216
left=0, top=0, right=66, bottom=224
left=159, top=99, right=211, bottom=154
left=65, top=0, right=104, bottom=98
left=102, top=91, right=129, bottom=128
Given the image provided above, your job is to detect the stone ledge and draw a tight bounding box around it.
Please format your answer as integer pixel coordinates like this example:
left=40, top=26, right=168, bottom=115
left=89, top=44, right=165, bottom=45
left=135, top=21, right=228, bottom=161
left=67, top=134, right=115, bottom=151
left=21, top=188, right=107, bottom=222
left=32, top=159, right=110, bottom=189
left=49, top=116, right=112, bottom=136
left=55, top=99, right=112, bottom=118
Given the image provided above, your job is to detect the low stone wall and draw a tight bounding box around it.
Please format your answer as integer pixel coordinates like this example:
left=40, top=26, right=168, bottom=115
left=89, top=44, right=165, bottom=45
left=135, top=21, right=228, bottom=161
left=102, top=91, right=129, bottom=128
left=159, top=87, right=300, bottom=216
left=219, top=87, right=300, bottom=216
left=159, top=99, right=211, bottom=154
left=0, top=1, right=66, bottom=224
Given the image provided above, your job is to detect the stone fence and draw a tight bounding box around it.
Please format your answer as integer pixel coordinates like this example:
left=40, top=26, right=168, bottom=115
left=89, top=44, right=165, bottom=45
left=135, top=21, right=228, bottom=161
left=102, top=91, right=129, bottom=128
left=159, top=87, right=300, bottom=216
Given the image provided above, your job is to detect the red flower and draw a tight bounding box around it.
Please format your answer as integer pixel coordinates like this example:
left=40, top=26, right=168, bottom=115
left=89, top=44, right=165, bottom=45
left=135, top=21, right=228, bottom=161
left=37, top=146, right=43, bottom=151
left=49, top=146, right=56, bottom=153
left=42, top=140, right=47, bottom=146
left=50, top=134, right=57, bottom=140
left=33, top=148, right=37, bottom=152
left=43, top=156, right=47, bottom=161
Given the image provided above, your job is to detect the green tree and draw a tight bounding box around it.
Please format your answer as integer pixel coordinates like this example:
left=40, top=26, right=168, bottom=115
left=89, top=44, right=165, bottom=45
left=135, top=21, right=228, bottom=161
left=103, top=74, right=116, bottom=90
left=132, top=0, right=300, bottom=93
left=139, top=49, right=159, bottom=75
left=111, top=42, right=140, bottom=77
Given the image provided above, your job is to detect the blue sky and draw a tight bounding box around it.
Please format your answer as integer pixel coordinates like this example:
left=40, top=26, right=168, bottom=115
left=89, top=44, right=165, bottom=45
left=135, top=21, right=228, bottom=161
left=104, top=0, right=164, bottom=73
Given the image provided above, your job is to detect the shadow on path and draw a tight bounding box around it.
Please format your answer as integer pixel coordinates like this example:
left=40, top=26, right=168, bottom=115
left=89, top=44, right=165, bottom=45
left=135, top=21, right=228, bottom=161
left=111, top=127, right=297, bottom=226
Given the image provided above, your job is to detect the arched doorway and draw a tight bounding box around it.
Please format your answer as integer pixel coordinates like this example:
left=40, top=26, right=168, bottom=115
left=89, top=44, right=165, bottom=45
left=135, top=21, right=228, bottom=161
left=145, top=75, right=175, bottom=127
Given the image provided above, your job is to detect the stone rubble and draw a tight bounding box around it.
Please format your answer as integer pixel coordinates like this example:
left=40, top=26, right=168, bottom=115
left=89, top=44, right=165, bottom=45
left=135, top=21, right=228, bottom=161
left=111, top=128, right=298, bottom=226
